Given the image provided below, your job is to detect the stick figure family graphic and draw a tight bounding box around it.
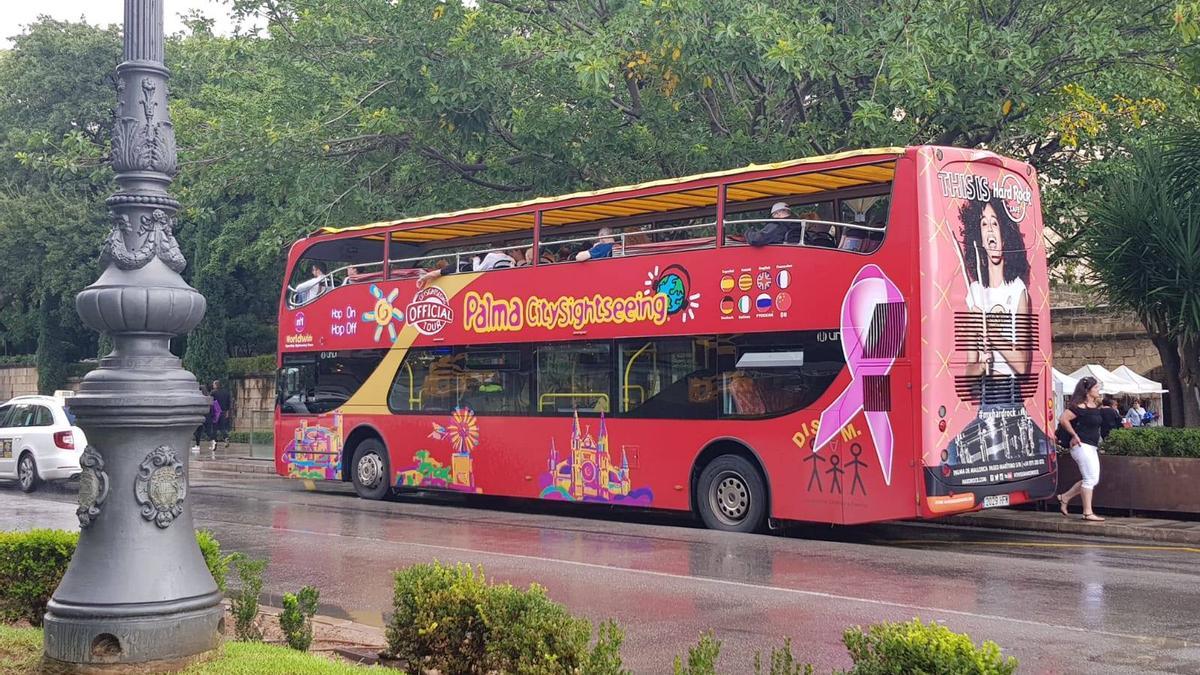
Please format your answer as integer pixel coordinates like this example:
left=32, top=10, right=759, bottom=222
left=803, top=442, right=869, bottom=496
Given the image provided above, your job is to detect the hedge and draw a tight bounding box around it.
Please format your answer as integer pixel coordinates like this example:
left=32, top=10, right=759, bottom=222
left=0, top=529, right=228, bottom=626
left=229, top=430, right=274, bottom=445
left=1102, top=428, right=1200, bottom=458
left=227, top=354, right=277, bottom=378
left=0, top=355, right=37, bottom=367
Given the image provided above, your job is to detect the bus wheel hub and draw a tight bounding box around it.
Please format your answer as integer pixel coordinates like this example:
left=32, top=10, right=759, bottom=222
left=358, top=453, right=383, bottom=488
left=716, top=474, right=748, bottom=521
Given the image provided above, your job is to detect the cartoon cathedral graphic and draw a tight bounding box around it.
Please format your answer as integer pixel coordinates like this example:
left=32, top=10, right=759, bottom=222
left=542, top=411, right=648, bottom=504
left=284, top=412, right=344, bottom=479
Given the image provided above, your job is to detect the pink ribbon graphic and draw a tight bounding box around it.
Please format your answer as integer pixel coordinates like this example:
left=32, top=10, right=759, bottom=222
left=813, top=264, right=907, bottom=485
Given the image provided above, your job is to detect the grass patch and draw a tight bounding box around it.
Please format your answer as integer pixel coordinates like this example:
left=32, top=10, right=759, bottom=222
left=0, top=624, right=42, bottom=673
left=0, top=625, right=403, bottom=674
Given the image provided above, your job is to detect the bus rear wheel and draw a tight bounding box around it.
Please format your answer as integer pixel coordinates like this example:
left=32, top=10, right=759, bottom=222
left=351, top=439, right=391, bottom=500
left=696, top=455, right=766, bottom=533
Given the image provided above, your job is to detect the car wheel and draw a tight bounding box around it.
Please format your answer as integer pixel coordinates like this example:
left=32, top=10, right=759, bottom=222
left=696, top=454, right=766, bottom=533
left=18, top=453, right=41, bottom=493
left=351, top=439, right=391, bottom=500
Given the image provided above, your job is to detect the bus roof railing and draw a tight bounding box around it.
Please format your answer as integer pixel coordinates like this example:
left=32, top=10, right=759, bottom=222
left=287, top=217, right=888, bottom=308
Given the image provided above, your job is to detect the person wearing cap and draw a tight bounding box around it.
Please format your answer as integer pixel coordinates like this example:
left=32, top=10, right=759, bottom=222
left=746, top=202, right=802, bottom=246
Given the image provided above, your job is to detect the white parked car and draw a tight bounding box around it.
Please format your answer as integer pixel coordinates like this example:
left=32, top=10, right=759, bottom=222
left=0, top=394, right=87, bottom=492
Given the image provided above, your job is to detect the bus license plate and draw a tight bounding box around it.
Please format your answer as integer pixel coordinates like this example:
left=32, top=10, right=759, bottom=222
left=982, top=495, right=1010, bottom=509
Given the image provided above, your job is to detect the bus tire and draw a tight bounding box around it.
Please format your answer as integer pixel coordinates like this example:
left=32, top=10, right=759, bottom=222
left=350, top=439, right=391, bottom=500
left=696, top=454, right=766, bottom=533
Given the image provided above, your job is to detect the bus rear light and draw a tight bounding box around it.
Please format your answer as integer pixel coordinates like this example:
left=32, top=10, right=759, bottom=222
left=54, top=431, right=75, bottom=450
left=938, top=419, right=947, bottom=432
left=941, top=463, right=952, bottom=478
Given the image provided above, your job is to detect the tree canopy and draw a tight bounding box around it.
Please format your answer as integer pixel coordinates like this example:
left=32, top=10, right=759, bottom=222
left=0, top=1, right=1195, bottom=377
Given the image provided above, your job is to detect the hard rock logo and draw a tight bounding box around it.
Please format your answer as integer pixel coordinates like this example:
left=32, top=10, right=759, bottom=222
left=407, top=287, right=453, bottom=335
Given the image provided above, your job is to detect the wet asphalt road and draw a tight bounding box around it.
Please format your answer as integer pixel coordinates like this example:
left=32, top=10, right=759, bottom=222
left=4, top=476, right=1199, bottom=674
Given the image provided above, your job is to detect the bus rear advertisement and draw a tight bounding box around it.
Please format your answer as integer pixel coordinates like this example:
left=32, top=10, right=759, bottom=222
left=274, top=145, right=1055, bottom=531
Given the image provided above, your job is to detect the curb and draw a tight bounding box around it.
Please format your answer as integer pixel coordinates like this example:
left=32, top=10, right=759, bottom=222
left=947, top=512, right=1200, bottom=547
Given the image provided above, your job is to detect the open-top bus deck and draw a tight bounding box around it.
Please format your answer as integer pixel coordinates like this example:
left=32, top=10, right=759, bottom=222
left=274, top=146, right=1055, bottom=531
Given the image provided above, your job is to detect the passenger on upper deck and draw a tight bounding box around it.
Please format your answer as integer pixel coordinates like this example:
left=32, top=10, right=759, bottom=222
left=746, top=202, right=796, bottom=246
left=799, top=210, right=837, bottom=248
left=294, top=263, right=328, bottom=303
left=417, top=247, right=515, bottom=287
left=576, top=227, right=617, bottom=261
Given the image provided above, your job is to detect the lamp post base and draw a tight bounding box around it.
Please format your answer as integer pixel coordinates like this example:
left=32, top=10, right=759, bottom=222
left=43, top=602, right=222, bottom=667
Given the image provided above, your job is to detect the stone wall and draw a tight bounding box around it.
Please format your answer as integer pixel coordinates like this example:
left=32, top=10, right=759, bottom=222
left=1050, top=306, right=1161, bottom=375
left=0, top=366, right=38, bottom=400
left=230, top=375, right=275, bottom=432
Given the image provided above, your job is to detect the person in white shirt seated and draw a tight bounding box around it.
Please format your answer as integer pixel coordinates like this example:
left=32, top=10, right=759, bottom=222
left=418, top=248, right=515, bottom=287
left=294, top=263, right=329, bottom=304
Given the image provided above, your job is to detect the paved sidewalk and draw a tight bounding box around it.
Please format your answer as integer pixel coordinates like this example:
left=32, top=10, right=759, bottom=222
left=950, top=507, right=1200, bottom=546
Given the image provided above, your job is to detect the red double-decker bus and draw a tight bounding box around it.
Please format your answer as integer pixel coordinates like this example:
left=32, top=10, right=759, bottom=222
left=273, top=146, right=1056, bottom=531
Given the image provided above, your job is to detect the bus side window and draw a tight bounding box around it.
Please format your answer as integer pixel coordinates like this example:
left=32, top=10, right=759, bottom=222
left=720, top=332, right=845, bottom=418
left=535, top=343, right=612, bottom=414
left=389, top=349, right=464, bottom=413
left=459, top=348, right=532, bottom=415
left=617, top=337, right=718, bottom=419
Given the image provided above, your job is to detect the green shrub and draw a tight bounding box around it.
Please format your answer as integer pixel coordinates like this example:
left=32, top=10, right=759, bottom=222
left=384, top=561, right=624, bottom=675
left=280, top=586, right=320, bottom=651
left=227, top=354, right=277, bottom=377
left=229, top=430, right=274, bottom=445
left=842, top=619, right=1017, bottom=675
left=674, top=632, right=721, bottom=675
left=754, top=638, right=814, bottom=675
left=229, top=554, right=268, bottom=641
left=1102, top=428, right=1200, bottom=458
left=0, top=530, right=76, bottom=626
left=0, top=529, right=231, bottom=627
left=0, top=354, right=37, bottom=367
left=196, top=529, right=233, bottom=593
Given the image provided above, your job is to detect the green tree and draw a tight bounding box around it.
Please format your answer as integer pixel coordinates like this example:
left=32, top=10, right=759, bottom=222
left=35, top=291, right=68, bottom=395
left=1082, top=144, right=1200, bottom=426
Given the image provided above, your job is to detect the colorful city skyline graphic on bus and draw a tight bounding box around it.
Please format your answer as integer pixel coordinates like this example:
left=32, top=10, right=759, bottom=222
left=281, top=414, right=343, bottom=480
left=396, top=407, right=482, bottom=493
left=538, top=411, right=653, bottom=506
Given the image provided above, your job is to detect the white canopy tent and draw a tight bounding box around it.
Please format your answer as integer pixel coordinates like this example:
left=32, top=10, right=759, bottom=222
left=1112, top=365, right=1168, bottom=394
left=1061, top=364, right=1167, bottom=425
left=1067, top=365, right=1129, bottom=395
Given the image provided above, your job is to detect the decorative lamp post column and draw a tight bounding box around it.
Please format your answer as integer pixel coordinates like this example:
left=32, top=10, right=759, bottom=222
left=42, top=0, right=223, bottom=667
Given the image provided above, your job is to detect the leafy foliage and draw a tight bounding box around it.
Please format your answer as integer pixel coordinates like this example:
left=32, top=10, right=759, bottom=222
left=229, top=554, right=268, bottom=641
left=674, top=632, right=722, bottom=675
left=842, top=619, right=1017, bottom=675
left=0, top=3, right=1194, bottom=364
left=383, top=561, right=625, bottom=674
left=754, top=638, right=815, bottom=675
left=1080, top=145, right=1200, bottom=426
left=280, top=585, right=320, bottom=651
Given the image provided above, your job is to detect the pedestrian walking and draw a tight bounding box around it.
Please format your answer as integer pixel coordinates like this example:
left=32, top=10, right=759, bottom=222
left=1056, top=376, right=1106, bottom=522
left=211, top=379, right=232, bottom=450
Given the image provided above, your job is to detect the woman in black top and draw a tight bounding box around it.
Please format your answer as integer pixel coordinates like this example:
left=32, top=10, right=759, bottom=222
left=1056, top=376, right=1105, bottom=521
left=1099, top=394, right=1124, bottom=440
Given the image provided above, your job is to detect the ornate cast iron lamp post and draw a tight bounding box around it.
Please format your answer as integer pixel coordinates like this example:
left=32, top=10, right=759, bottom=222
left=43, top=0, right=223, bottom=666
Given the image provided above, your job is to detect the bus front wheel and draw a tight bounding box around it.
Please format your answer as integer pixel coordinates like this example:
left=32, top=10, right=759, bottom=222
left=351, top=439, right=391, bottom=500
left=696, top=455, right=766, bottom=533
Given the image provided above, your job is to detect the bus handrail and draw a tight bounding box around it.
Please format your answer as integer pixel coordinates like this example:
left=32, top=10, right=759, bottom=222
left=287, top=216, right=888, bottom=308
left=538, top=392, right=610, bottom=413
